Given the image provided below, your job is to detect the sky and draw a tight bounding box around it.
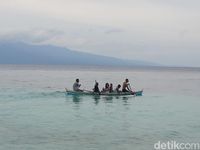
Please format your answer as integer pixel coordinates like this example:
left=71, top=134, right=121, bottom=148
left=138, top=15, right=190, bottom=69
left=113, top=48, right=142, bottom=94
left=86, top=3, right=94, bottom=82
left=0, top=0, right=200, bottom=67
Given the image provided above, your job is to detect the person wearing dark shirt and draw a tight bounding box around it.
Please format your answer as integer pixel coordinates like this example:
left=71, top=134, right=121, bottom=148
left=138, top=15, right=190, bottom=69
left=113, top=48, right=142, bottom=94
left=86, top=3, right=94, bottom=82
left=115, top=84, right=121, bottom=93
left=93, top=81, right=100, bottom=94
left=109, top=83, right=113, bottom=93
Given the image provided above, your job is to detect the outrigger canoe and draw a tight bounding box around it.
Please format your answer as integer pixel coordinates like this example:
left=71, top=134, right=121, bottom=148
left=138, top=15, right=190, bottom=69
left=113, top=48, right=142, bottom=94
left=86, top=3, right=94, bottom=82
left=65, top=89, right=143, bottom=96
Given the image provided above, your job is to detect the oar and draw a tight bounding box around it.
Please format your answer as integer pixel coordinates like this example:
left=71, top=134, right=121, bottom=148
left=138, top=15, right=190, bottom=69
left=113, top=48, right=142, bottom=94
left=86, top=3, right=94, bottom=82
left=128, top=84, right=136, bottom=95
left=128, top=84, right=132, bottom=91
left=82, top=85, right=92, bottom=92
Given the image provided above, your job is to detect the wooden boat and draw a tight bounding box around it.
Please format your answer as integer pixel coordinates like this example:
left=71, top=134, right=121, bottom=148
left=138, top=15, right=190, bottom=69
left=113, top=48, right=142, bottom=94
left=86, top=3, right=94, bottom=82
left=65, top=89, right=143, bottom=96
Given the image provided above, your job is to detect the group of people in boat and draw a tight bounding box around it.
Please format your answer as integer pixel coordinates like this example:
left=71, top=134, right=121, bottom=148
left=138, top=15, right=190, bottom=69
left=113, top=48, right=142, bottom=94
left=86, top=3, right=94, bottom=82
left=73, top=78, right=133, bottom=93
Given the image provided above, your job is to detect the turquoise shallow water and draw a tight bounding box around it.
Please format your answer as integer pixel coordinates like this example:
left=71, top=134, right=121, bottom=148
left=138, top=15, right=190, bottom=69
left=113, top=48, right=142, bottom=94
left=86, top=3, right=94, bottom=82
left=0, top=65, right=200, bottom=150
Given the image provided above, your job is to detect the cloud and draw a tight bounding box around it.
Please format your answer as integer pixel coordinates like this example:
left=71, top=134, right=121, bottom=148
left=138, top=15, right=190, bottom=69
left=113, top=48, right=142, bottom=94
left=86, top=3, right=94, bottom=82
left=0, top=29, right=65, bottom=44
left=104, top=29, right=125, bottom=34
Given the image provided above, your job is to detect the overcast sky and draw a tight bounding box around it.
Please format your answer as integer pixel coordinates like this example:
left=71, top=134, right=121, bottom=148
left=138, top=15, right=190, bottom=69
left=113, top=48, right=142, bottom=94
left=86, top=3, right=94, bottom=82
left=0, top=0, right=200, bottom=67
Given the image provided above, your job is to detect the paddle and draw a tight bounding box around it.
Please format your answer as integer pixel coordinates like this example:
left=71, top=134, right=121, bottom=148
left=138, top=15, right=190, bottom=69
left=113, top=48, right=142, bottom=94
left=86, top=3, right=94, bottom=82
left=128, top=84, right=136, bottom=95
left=81, top=85, right=93, bottom=93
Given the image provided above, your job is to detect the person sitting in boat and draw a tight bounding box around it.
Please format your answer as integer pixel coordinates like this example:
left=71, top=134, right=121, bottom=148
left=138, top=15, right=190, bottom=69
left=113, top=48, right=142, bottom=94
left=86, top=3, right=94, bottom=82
left=73, top=79, right=83, bottom=92
left=93, top=81, right=100, bottom=94
left=102, top=83, right=109, bottom=93
left=115, top=84, right=121, bottom=93
left=109, top=83, right=113, bottom=93
left=122, top=79, right=131, bottom=92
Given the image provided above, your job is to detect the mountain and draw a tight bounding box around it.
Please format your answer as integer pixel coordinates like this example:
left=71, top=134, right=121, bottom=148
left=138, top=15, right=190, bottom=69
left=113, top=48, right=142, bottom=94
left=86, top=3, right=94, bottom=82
left=0, top=41, right=156, bottom=66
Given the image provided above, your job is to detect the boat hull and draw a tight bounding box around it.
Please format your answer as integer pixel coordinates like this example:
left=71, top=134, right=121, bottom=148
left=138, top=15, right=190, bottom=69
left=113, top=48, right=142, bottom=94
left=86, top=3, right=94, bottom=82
left=65, top=90, right=143, bottom=96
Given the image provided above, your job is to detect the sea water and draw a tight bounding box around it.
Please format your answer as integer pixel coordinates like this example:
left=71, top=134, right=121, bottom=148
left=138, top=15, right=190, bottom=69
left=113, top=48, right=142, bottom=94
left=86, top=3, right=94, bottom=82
left=0, top=65, right=200, bottom=150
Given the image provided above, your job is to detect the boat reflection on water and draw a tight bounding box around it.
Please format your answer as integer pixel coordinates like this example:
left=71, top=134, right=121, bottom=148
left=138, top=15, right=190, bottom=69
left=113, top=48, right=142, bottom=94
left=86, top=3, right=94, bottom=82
left=71, top=95, right=82, bottom=104
left=65, top=94, right=100, bottom=104
left=102, top=96, right=113, bottom=103
left=66, top=94, right=133, bottom=105
left=92, top=95, right=101, bottom=105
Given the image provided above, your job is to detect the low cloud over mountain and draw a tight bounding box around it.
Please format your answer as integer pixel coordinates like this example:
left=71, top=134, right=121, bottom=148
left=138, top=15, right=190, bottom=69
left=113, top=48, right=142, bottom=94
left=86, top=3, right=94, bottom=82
left=0, top=41, right=157, bottom=66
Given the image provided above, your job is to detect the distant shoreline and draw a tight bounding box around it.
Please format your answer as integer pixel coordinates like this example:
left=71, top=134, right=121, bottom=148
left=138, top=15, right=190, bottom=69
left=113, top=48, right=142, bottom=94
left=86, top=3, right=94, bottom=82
left=0, top=64, right=199, bottom=72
